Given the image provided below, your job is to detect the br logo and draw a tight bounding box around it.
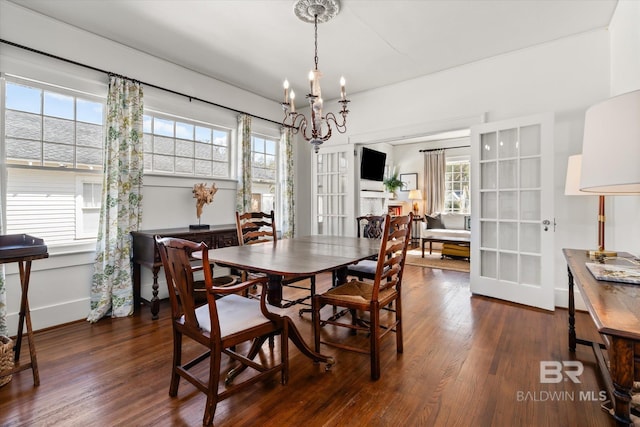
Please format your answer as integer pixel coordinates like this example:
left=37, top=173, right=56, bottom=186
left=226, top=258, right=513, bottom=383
left=540, top=361, right=584, bottom=383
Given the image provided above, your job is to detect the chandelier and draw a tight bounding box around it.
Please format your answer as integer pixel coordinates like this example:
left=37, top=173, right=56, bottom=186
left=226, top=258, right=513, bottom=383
left=281, top=0, right=350, bottom=153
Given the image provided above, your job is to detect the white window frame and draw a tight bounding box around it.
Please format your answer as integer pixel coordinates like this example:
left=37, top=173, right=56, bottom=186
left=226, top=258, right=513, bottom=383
left=75, top=174, right=103, bottom=239
left=143, top=110, right=232, bottom=178
left=444, top=156, right=471, bottom=214
left=250, top=133, right=278, bottom=215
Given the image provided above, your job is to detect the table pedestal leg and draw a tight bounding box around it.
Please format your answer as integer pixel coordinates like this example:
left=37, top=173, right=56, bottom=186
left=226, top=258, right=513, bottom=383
left=265, top=274, right=334, bottom=367
left=266, top=274, right=283, bottom=307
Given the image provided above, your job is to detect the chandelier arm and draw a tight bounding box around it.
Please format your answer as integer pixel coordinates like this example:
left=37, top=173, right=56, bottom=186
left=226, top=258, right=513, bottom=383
left=324, top=112, right=347, bottom=134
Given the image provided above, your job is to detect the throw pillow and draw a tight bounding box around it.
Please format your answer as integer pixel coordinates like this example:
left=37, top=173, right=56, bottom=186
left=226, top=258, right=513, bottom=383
left=425, top=213, right=443, bottom=229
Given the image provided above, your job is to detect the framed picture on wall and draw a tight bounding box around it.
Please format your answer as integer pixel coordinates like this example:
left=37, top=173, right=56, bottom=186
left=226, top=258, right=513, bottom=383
left=399, top=173, right=417, bottom=191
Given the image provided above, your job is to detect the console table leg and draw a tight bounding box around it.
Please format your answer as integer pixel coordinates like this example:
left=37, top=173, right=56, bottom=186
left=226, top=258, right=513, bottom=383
left=610, top=337, right=634, bottom=426
left=567, top=267, right=576, bottom=353
left=150, top=266, right=160, bottom=320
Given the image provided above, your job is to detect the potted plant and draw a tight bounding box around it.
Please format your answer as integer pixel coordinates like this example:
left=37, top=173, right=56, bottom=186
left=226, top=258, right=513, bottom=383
left=383, top=172, right=404, bottom=198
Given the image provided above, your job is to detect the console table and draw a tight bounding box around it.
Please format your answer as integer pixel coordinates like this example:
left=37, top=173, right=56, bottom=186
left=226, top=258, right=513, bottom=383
left=0, top=234, right=48, bottom=386
left=564, top=248, right=640, bottom=426
left=131, top=225, right=237, bottom=319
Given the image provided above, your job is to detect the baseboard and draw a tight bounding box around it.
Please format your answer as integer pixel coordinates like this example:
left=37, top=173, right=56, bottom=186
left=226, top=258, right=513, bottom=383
left=4, top=298, right=89, bottom=333
left=555, top=287, right=587, bottom=311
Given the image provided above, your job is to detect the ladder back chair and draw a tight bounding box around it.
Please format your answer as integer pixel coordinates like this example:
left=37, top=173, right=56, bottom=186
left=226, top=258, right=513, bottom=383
left=347, top=215, right=386, bottom=281
left=155, top=236, right=289, bottom=426
left=235, top=211, right=316, bottom=315
left=312, top=213, right=413, bottom=380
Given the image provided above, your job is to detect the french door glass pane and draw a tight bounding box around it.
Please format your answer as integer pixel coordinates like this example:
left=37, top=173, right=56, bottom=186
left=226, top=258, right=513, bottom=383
left=520, top=223, right=540, bottom=253
left=499, top=252, right=517, bottom=282
left=481, top=250, right=497, bottom=278
left=498, top=128, right=518, bottom=158
left=499, top=221, right=517, bottom=251
left=520, top=254, right=541, bottom=286
left=520, top=158, right=540, bottom=188
left=498, top=191, right=517, bottom=219
left=480, top=221, right=497, bottom=248
left=481, top=192, right=497, bottom=218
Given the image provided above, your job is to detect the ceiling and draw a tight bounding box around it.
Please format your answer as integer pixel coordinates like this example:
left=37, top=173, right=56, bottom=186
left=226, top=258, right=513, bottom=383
left=9, top=0, right=618, bottom=106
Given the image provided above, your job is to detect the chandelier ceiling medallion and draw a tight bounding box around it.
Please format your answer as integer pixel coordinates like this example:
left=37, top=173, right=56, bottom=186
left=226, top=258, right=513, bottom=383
left=282, top=0, right=349, bottom=153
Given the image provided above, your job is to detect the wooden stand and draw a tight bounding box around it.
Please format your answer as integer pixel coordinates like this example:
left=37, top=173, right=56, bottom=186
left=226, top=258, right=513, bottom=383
left=0, top=234, right=48, bottom=386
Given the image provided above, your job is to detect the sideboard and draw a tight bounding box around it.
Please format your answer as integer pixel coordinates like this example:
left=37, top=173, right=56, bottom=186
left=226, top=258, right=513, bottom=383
left=131, top=225, right=238, bottom=319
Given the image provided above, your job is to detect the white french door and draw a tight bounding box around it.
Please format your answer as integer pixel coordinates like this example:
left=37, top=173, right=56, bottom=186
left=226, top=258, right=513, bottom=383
left=311, top=145, right=355, bottom=236
left=470, top=113, right=555, bottom=310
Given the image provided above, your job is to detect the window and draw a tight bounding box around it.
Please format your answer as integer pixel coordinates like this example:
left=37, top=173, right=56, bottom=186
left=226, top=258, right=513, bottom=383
left=143, top=113, right=231, bottom=177
left=250, top=134, right=277, bottom=213
left=444, top=160, right=470, bottom=213
left=3, top=78, right=105, bottom=246
left=5, top=80, right=104, bottom=169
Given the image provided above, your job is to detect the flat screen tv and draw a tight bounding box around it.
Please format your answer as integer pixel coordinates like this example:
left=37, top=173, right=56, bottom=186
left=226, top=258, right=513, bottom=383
left=360, top=147, right=386, bottom=182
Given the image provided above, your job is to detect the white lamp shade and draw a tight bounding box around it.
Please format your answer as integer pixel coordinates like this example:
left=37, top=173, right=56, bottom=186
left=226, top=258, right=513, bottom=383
left=564, top=155, right=584, bottom=196
left=580, top=89, right=640, bottom=193
left=408, top=189, right=422, bottom=200
left=565, top=154, right=621, bottom=196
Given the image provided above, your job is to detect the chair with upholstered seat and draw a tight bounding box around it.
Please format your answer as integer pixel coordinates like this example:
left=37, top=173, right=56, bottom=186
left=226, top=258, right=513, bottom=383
left=155, top=236, right=289, bottom=426
left=347, top=215, right=386, bottom=281
left=312, top=213, right=412, bottom=380
left=235, top=210, right=315, bottom=314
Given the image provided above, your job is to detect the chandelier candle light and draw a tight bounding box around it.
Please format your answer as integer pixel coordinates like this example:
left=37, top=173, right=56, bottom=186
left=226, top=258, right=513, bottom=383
left=282, top=0, right=349, bottom=153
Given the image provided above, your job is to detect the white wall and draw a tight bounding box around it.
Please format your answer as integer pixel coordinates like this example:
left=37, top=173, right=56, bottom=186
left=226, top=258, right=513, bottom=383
left=0, top=1, right=283, bottom=330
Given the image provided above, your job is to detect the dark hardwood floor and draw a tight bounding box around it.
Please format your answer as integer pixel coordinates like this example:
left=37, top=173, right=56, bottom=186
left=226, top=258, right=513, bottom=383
left=0, top=264, right=614, bottom=427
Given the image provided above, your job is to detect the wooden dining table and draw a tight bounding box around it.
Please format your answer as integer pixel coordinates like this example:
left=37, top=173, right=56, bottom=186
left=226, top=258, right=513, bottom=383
left=201, top=235, right=381, bottom=367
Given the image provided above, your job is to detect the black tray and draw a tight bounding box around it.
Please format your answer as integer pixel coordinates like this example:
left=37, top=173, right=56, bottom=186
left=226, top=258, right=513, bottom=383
left=0, top=234, right=48, bottom=260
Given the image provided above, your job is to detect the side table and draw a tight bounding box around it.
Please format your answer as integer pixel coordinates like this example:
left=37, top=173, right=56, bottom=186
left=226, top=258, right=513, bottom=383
left=0, top=234, right=48, bottom=386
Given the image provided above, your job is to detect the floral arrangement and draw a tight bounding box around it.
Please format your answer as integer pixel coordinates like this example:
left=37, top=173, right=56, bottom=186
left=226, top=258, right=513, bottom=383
left=192, top=183, right=218, bottom=219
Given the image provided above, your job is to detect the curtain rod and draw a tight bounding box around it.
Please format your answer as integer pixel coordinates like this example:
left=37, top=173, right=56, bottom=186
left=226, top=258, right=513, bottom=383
left=419, top=144, right=470, bottom=153
left=0, top=38, right=284, bottom=127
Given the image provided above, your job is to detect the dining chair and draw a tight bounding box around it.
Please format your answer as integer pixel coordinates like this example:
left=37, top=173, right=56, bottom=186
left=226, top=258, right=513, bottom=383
left=312, top=213, right=413, bottom=380
left=155, top=236, right=289, bottom=426
left=347, top=215, right=386, bottom=281
left=235, top=210, right=316, bottom=315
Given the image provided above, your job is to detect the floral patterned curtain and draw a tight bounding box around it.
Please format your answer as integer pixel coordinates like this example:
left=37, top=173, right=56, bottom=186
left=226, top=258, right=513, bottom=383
left=236, top=114, right=252, bottom=212
left=87, top=75, right=144, bottom=323
left=0, top=172, right=5, bottom=336
left=280, top=127, right=295, bottom=238
left=424, top=150, right=446, bottom=214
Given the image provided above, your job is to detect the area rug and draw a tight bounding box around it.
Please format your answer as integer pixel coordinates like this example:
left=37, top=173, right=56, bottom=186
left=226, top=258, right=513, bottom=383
left=404, top=249, right=470, bottom=272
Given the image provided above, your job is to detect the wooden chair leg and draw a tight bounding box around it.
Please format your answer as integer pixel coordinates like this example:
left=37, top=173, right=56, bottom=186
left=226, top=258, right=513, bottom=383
left=203, top=347, right=222, bottom=426
left=170, top=330, right=182, bottom=397
left=396, top=297, right=403, bottom=354
left=370, top=303, right=381, bottom=381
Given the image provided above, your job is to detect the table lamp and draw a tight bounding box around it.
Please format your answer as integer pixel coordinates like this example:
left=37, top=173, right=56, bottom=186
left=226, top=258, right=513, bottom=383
left=564, top=154, right=616, bottom=257
left=580, top=89, right=640, bottom=194
left=579, top=89, right=640, bottom=258
left=408, top=189, right=422, bottom=215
